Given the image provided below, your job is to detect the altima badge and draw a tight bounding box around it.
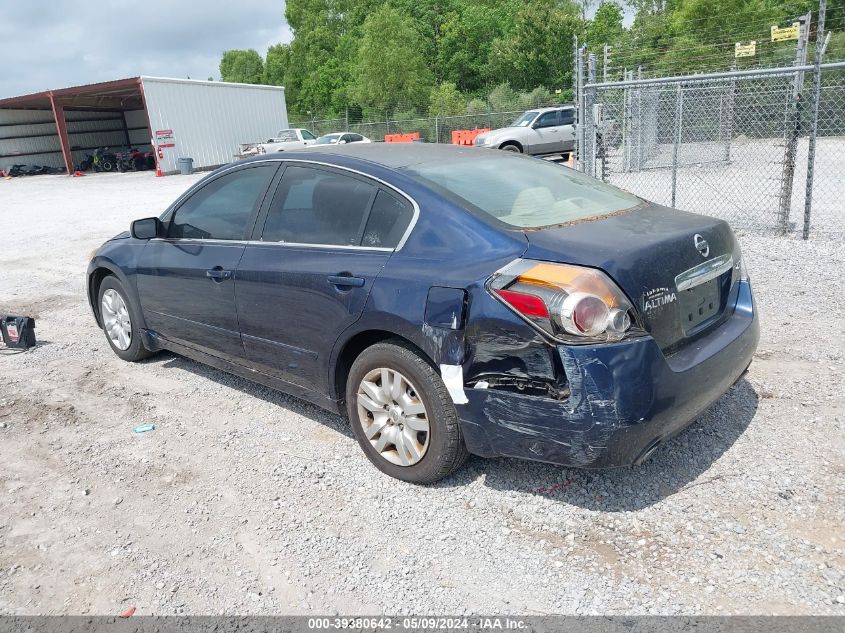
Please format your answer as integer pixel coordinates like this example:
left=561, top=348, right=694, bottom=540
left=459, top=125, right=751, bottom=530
left=694, top=234, right=709, bottom=258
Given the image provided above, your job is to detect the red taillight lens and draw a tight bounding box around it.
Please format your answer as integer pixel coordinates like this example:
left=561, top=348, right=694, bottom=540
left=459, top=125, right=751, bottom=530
left=488, top=259, right=639, bottom=343
left=493, top=288, right=549, bottom=318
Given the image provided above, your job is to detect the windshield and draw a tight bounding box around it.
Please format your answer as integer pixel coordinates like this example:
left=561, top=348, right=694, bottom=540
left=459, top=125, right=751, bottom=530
left=510, top=111, right=538, bottom=127
left=315, top=134, right=341, bottom=145
left=406, top=155, right=641, bottom=228
left=301, top=130, right=317, bottom=140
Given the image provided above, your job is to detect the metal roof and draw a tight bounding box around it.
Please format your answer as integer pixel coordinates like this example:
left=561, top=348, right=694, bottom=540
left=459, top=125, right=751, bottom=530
left=0, top=77, right=144, bottom=110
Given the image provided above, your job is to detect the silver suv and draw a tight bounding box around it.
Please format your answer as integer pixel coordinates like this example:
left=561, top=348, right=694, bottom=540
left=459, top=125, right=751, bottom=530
left=474, top=106, right=576, bottom=156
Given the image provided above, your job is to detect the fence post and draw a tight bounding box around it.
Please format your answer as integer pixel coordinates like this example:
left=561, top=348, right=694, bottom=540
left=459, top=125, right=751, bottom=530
left=778, top=12, right=812, bottom=233
left=622, top=69, right=631, bottom=172
left=435, top=115, right=440, bottom=144
left=345, top=107, right=349, bottom=133
left=584, top=53, right=597, bottom=177
left=670, top=83, right=684, bottom=208
left=576, top=46, right=586, bottom=171
left=803, top=0, right=826, bottom=239
left=724, top=60, right=737, bottom=161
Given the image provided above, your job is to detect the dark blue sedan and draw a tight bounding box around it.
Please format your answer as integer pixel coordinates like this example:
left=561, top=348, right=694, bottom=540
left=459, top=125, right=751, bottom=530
left=87, top=144, right=759, bottom=483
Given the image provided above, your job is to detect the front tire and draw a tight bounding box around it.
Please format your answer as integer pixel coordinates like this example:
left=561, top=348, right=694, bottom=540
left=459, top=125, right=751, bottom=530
left=97, top=276, right=151, bottom=362
left=346, top=341, right=469, bottom=484
left=500, top=142, right=522, bottom=152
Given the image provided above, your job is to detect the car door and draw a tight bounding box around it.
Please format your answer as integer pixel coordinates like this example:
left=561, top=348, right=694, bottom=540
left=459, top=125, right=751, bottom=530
left=135, top=163, right=279, bottom=360
left=530, top=110, right=563, bottom=154
left=235, top=163, right=415, bottom=390
left=558, top=108, right=576, bottom=152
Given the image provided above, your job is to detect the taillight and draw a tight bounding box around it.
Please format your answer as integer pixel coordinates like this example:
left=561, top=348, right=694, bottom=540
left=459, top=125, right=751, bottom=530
left=488, top=259, right=640, bottom=343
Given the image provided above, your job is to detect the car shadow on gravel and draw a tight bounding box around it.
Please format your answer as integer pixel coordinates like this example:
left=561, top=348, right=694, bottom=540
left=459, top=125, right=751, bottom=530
left=455, top=378, right=759, bottom=511
left=151, top=352, right=757, bottom=511
left=153, top=352, right=353, bottom=438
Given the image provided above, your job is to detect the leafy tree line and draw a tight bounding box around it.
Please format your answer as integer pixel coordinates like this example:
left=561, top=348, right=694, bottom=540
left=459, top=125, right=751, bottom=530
left=219, top=0, right=840, bottom=122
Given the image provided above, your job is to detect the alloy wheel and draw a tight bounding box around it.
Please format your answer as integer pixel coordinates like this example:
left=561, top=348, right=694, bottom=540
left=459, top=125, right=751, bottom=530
left=101, top=288, right=132, bottom=350
left=356, top=367, right=430, bottom=466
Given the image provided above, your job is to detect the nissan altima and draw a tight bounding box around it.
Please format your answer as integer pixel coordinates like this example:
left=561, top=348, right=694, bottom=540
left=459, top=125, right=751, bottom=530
left=87, top=144, right=759, bottom=483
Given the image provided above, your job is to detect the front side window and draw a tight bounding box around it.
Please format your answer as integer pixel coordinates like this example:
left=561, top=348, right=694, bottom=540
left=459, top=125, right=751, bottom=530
left=301, top=130, right=317, bottom=141
left=261, top=166, right=376, bottom=246
left=535, top=111, right=560, bottom=128
left=168, top=165, right=276, bottom=240
left=407, top=154, right=641, bottom=228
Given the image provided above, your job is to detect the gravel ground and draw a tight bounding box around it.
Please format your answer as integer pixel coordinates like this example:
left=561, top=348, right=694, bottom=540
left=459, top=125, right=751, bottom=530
left=0, top=170, right=843, bottom=616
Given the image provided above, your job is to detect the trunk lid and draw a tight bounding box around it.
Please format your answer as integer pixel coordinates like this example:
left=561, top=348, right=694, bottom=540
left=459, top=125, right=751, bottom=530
left=523, top=204, right=740, bottom=352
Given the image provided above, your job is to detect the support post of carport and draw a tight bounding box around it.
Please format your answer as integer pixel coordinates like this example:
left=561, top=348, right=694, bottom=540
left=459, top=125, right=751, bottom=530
left=49, top=93, right=74, bottom=175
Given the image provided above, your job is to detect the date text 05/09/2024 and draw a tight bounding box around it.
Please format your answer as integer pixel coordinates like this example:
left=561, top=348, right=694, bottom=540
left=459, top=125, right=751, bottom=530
left=306, top=616, right=528, bottom=630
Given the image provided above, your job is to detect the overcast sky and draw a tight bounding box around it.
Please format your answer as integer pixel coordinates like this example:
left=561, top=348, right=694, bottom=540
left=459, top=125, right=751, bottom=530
left=0, top=1, right=292, bottom=98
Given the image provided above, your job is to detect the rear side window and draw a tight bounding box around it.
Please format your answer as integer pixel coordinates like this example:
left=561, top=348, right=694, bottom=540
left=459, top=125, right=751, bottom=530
left=362, top=190, right=414, bottom=248
left=168, top=165, right=275, bottom=240
left=559, top=110, right=575, bottom=125
left=261, top=166, right=376, bottom=246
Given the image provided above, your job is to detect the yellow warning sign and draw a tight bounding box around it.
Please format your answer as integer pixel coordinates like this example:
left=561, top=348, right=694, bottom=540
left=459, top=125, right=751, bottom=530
left=735, top=41, right=757, bottom=57
left=771, top=23, right=800, bottom=42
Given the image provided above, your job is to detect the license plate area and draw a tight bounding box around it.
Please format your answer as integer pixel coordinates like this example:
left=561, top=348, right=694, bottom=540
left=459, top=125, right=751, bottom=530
left=679, top=277, right=720, bottom=333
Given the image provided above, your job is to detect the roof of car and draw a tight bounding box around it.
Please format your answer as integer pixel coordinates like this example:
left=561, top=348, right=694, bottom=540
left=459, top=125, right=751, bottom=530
left=532, top=104, right=575, bottom=112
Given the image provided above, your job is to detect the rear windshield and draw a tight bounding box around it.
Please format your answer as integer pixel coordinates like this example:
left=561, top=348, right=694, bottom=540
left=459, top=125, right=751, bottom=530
left=406, top=154, right=641, bottom=228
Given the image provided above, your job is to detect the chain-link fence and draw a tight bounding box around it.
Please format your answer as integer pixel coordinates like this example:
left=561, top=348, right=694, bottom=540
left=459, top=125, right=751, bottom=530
left=576, top=54, right=845, bottom=238
left=289, top=110, right=537, bottom=144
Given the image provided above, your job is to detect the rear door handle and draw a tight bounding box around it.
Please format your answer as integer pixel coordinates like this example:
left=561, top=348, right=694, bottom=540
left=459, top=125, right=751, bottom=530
left=206, top=267, right=232, bottom=282
left=327, top=274, right=365, bottom=288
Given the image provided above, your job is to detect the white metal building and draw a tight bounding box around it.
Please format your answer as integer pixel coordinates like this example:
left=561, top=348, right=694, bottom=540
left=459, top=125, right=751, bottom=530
left=0, top=77, right=288, bottom=175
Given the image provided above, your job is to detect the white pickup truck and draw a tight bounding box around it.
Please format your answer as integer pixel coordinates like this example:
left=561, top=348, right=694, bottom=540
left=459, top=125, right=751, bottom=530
left=249, top=128, right=318, bottom=154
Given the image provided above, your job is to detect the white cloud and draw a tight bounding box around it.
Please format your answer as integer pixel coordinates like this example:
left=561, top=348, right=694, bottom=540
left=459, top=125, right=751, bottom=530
left=0, top=1, right=292, bottom=97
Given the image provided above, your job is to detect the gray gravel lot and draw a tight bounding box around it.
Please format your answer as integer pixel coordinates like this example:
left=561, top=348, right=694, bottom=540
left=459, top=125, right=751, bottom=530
left=0, top=170, right=843, bottom=616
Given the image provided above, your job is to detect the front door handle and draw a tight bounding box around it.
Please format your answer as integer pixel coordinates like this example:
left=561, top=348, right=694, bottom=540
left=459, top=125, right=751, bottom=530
left=206, top=267, right=232, bottom=282
left=327, top=274, right=365, bottom=288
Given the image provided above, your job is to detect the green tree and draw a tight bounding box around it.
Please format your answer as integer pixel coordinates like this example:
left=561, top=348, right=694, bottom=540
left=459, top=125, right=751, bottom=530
left=429, top=82, right=466, bottom=115
left=586, top=1, right=624, bottom=49
left=437, top=0, right=520, bottom=92
left=263, top=44, right=291, bottom=86
left=219, top=49, right=265, bottom=84
left=487, top=0, right=582, bottom=91
left=351, top=5, right=433, bottom=115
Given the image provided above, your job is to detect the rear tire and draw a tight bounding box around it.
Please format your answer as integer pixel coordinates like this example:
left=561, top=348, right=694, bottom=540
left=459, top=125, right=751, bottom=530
left=97, top=276, right=152, bottom=362
left=346, top=341, right=469, bottom=484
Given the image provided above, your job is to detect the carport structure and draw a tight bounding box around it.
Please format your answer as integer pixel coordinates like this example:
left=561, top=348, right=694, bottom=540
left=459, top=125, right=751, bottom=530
left=0, top=76, right=289, bottom=175
left=0, top=78, right=150, bottom=174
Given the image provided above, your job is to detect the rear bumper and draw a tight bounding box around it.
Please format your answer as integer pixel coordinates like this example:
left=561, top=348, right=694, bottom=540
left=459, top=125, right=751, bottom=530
left=457, top=280, right=759, bottom=468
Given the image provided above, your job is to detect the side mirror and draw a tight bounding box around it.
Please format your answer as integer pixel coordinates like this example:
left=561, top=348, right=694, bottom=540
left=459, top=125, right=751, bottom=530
left=338, top=139, right=347, bottom=144
left=131, top=217, right=164, bottom=240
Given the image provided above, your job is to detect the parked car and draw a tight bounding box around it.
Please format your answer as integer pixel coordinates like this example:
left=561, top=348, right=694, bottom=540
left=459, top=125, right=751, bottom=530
left=87, top=144, right=758, bottom=484
left=256, top=128, right=317, bottom=153
left=474, top=105, right=576, bottom=156
left=313, top=132, right=372, bottom=145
